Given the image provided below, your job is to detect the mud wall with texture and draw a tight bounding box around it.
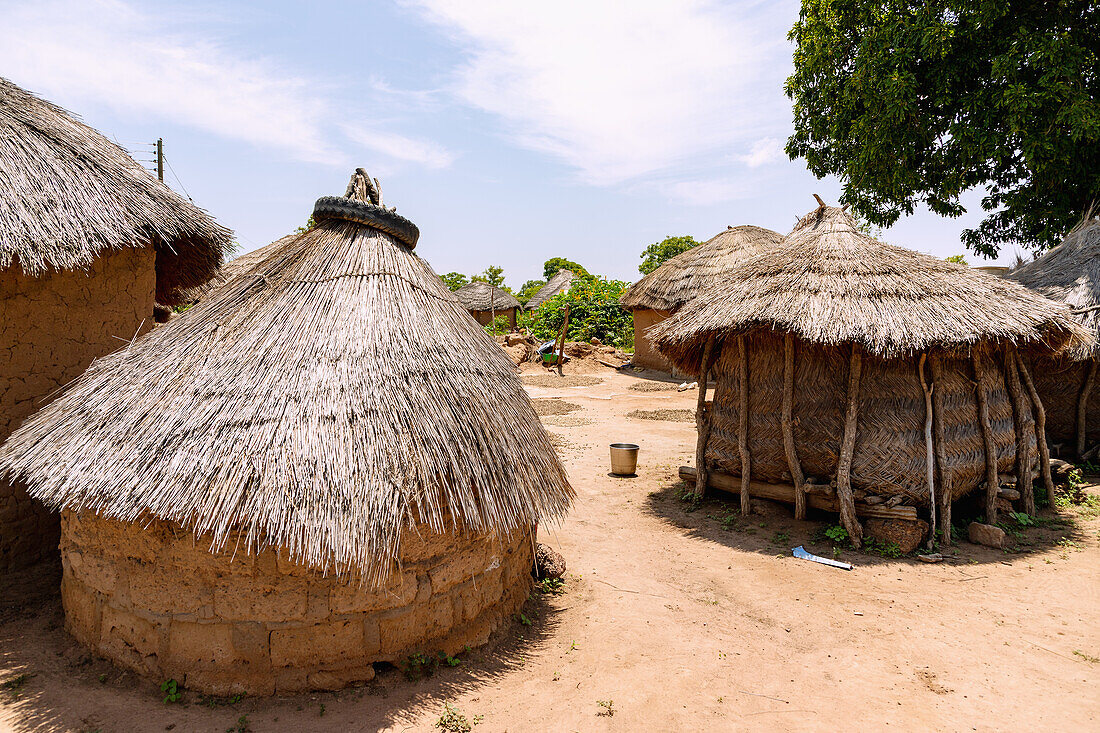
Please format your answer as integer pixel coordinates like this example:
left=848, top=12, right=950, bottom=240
left=0, top=247, right=156, bottom=569
left=632, top=308, right=672, bottom=372
left=60, top=510, right=533, bottom=696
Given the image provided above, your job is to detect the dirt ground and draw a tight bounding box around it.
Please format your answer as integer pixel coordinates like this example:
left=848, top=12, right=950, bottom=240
left=2, top=363, right=1098, bottom=732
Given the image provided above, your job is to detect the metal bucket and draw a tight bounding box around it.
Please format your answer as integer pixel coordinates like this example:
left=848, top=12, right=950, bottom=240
left=609, top=443, right=639, bottom=476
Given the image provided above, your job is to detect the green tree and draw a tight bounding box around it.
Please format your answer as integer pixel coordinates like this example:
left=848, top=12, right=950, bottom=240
left=638, top=235, right=699, bottom=275
left=516, top=279, right=546, bottom=305
left=527, top=277, right=634, bottom=348
left=440, top=272, right=468, bottom=291
left=543, top=257, right=589, bottom=280
left=786, top=1, right=1100, bottom=257
left=471, top=265, right=508, bottom=291
left=945, top=254, right=968, bottom=265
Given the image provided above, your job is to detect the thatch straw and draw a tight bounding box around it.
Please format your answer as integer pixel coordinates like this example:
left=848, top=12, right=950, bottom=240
left=0, top=169, right=573, bottom=585
left=180, top=233, right=297, bottom=306
left=620, top=226, right=782, bottom=312
left=653, top=206, right=1093, bottom=368
left=525, top=269, right=576, bottom=310
left=454, top=280, right=521, bottom=312
left=0, top=77, right=233, bottom=305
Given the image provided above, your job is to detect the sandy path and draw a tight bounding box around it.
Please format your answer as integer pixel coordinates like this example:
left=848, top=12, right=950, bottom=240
left=1, top=367, right=1097, bottom=732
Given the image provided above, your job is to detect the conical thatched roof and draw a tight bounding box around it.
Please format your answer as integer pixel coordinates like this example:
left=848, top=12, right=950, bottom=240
left=0, top=77, right=233, bottom=305
left=0, top=169, right=572, bottom=584
left=1008, top=217, right=1100, bottom=353
left=653, top=205, right=1093, bottom=368
left=181, top=233, right=297, bottom=306
left=620, top=226, right=782, bottom=312
left=526, top=269, right=576, bottom=310
left=454, top=280, right=521, bottom=311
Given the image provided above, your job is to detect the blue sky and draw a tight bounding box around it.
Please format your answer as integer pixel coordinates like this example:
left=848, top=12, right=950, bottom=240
left=1, top=0, right=1019, bottom=287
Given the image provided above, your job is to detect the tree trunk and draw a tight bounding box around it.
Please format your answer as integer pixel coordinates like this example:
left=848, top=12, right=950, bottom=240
left=930, top=355, right=951, bottom=546
left=1003, top=343, right=1035, bottom=515
left=918, top=354, right=936, bottom=549
left=782, top=334, right=807, bottom=519
left=972, top=349, right=1000, bottom=524
left=1016, top=352, right=1052, bottom=510
left=836, top=345, right=863, bottom=547
left=1077, top=357, right=1097, bottom=458
left=693, top=337, right=717, bottom=500
left=737, top=335, right=752, bottom=515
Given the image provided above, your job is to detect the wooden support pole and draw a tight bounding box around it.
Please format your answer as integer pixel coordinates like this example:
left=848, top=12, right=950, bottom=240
left=929, top=355, right=951, bottom=546
left=693, top=337, right=717, bottom=500
left=836, top=345, right=863, bottom=547
left=1077, top=357, right=1097, bottom=458
left=972, top=349, right=1000, bottom=524
left=782, top=334, right=807, bottom=520
left=737, top=334, right=752, bottom=515
left=555, top=303, right=571, bottom=376
left=1016, top=352, right=1053, bottom=508
left=1003, top=344, right=1035, bottom=515
left=918, top=354, right=936, bottom=549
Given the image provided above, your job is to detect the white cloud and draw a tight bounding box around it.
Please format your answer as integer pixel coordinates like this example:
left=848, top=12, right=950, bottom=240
left=738, top=137, right=786, bottom=168
left=666, top=179, right=752, bottom=207
left=0, top=0, right=451, bottom=169
left=407, top=0, right=794, bottom=188
left=341, top=124, right=456, bottom=169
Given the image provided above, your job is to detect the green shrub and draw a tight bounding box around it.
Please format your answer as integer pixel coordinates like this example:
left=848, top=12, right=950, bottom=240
left=526, top=277, right=633, bottom=348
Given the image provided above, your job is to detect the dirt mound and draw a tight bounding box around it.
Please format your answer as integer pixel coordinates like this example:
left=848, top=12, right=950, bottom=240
left=627, top=408, right=696, bottom=422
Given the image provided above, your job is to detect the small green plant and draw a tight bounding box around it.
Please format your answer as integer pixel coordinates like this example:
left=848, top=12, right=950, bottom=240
left=536, top=577, right=566, bottom=595
left=437, top=703, right=481, bottom=732
left=1, top=673, right=34, bottom=696
left=226, top=715, right=251, bottom=733
left=596, top=699, right=616, bottom=717
left=770, top=530, right=791, bottom=545
left=517, top=613, right=532, bottom=626
left=1073, top=649, right=1099, bottom=664
left=1010, top=512, right=1035, bottom=527
left=824, top=525, right=849, bottom=544
left=403, top=652, right=438, bottom=681
left=568, top=640, right=579, bottom=653
left=863, top=538, right=904, bottom=558
left=160, top=678, right=182, bottom=704
left=98, top=673, right=107, bottom=684
left=319, top=703, right=326, bottom=717
left=442, top=654, right=462, bottom=668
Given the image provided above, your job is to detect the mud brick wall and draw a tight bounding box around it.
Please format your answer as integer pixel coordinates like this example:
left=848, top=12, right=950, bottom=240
left=0, top=248, right=156, bottom=569
left=631, top=308, right=673, bottom=373
left=60, top=510, right=534, bottom=696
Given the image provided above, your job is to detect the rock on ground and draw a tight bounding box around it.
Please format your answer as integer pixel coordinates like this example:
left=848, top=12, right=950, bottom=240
left=863, top=518, right=928, bottom=554
left=534, top=543, right=567, bottom=579
left=968, top=522, right=1006, bottom=549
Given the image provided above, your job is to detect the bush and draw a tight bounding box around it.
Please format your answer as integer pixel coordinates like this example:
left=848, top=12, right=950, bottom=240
left=483, top=314, right=511, bottom=336
left=526, top=277, right=633, bottom=348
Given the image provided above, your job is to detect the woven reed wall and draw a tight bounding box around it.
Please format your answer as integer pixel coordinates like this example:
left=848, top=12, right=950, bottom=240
left=705, top=330, right=1031, bottom=504
left=60, top=510, right=532, bottom=696
left=1027, top=356, right=1099, bottom=449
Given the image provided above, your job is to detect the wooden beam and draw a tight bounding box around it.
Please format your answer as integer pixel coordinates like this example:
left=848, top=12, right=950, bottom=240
left=1077, top=357, right=1097, bottom=458
left=737, top=334, right=752, bottom=515
left=1015, top=352, right=1052, bottom=509
left=693, top=337, right=717, bottom=500
left=929, top=355, right=951, bottom=546
left=972, top=348, right=1000, bottom=524
left=836, top=345, right=863, bottom=547
left=918, top=353, right=936, bottom=549
left=782, top=333, right=807, bottom=519
left=1003, top=343, right=1035, bottom=515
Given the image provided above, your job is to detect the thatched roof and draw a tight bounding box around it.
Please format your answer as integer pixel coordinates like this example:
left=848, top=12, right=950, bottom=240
left=180, top=233, right=297, bottom=306
left=0, top=169, right=572, bottom=584
left=1008, top=217, right=1100, bottom=352
left=620, top=226, right=782, bottom=312
left=454, top=280, right=521, bottom=312
left=653, top=205, right=1093, bottom=368
left=526, top=269, right=576, bottom=310
left=0, top=77, right=233, bottom=305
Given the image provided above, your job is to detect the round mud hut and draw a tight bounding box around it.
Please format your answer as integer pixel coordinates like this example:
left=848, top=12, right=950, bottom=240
left=652, top=203, right=1091, bottom=548
left=525, top=268, right=576, bottom=311
left=1007, top=217, right=1100, bottom=457
left=0, top=76, right=231, bottom=570
left=0, top=169, right=573, bottom=695
left=621, top=226, right=781, bottom=372
left=454, top=280, right=521, bottom=329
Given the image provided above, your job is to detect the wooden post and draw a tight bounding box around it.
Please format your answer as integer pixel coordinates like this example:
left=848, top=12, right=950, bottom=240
left=737, top=334, right=752, bottom=515
left=1077, top=357, right=1097, bottom=458
left=1003, top=344, right=1035, bottom=515
left=918, top=354, right=936, bottom=550
left=1016, top=352, right=1053, bottom=508
left=555, top=303, right=571, bottom=376
left=836, top=345, right=863, bottom=547
left=693, top=337, right=717, bottom=500
left=929, top=355, right=951, bottom=546
left=156, top=137, right=164, bottom=182
left=972, top=348, right=1000, bottom=524
left=782, top=334, right=807, bottom=519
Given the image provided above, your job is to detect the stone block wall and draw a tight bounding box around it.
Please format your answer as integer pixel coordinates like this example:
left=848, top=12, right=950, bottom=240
left=0, top=247, right=157, bottom=569
left=60, top=510, right=534, bottom=695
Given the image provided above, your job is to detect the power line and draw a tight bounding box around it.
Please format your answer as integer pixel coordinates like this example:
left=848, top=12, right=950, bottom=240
left=162, top=154, right=194, bottom=202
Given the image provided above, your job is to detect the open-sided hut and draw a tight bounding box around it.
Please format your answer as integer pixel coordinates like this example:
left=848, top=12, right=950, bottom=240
left=1007, top=217, right=1100, bottom=456
left=525, top=268, right=576, bottom=310
left=455, top=280, right=521, bottom=329
left=0, top=170, right=572, bottom=695
left=653, top=204, right=1090, bottom=547
left=0, top=77, right=231, bottom=569
left=621, top=226, right=781, bottom=371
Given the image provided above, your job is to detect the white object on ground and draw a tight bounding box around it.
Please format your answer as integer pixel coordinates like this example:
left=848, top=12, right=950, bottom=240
left=792, top=545, right=853, bottom=570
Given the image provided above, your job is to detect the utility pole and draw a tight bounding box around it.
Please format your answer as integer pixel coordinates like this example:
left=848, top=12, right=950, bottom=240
left=156, top=138, right=164, bottom=182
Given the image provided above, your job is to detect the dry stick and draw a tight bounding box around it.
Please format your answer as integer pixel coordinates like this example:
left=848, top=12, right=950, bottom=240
left=918, top=354, right=936, bottom=550
left=972, top=349, right=1000, bottom=524
left=781, top=333, right=807, bottom=520
left=1003, top=343, right=1035, bottom=515
left=1077, top=358, right=1097, bottom=458
left=836, top=345, right=863, bottom=547
left=737, top=334, right=752, bottom=515
left=1016, top=352, right=1052, bottom=510
left=693, top=337, right=717, bottom=500
left=929, top=355, right=951, bottom=546
left=555, top=303, right=571, bottom=377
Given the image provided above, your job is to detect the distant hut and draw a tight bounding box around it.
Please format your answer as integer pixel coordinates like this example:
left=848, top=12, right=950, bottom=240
left=455, top=280, right=521, bottom=329
left=0, top=169, right=572, bottom=695
left=1008, top=217, right=1100, bottom=456
left=653, top=204, right=1090, bottom=547
left=0, top=77, right=231, bottom=569
left=621, top=226, right=781, bottom=371
left=525, top=268, right=576, bottom=310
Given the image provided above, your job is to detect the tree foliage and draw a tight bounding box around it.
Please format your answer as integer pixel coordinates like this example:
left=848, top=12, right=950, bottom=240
left=786, top=1, right=1100, bottom=256
left=526, top=277, right=633, bottom=348
left=516, top=279, right=546, bottom=305
left=638, top=235, right=698, bottom=275
left=440, top=272, right=468, bottom=291
left=471, top=264, right=507, bottom=289
left=543, top=257, right=589, bottom=280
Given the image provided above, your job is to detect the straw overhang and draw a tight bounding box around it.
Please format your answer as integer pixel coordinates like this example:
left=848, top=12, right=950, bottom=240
left=454, top=280, right=521, bottom=311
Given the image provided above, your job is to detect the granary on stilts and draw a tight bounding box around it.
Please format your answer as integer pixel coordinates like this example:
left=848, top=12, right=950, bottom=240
left=653, top=203, right=1091, bottom=548
left=1008, top=216, right=1100, bottom=458
left=0, top=169, right=573, bottom=695
left=525, top=268, right=577, bottom=311
left=454, top=280, right=521, bottom=329
left=620, top=226, right=781, bottom=372
left=0, top=77, right=231, bottom=570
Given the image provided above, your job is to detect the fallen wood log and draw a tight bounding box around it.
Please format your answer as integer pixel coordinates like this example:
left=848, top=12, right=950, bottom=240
left=678, top=466, right=919, bottom=521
